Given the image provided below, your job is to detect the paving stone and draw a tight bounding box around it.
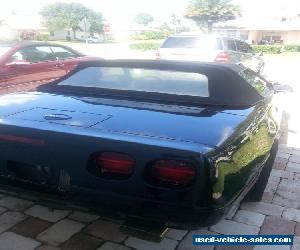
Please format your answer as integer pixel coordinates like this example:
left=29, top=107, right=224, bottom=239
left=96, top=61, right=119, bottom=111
left=278, top=179, right=300, bottom=193
left=292, top=236, right=300, bottom=250
left=0, top=197, right=33, bottom=211
left=268, top=176, right=281, bottom=184
left=276, top=189, right=300, bottom=200
left=125, top=236, right=177, bottom=250
left=37, top=219, right=85, bottom=246
left=25, top=205, right=70, bottom=222
left=0, top=211, right=27, bottom=233
left=0, top=206, right=7, bottom=215
left=0, top=232, right=41, bottom=250
left=11, top=217, right=52, bottom=238
left=270, top=169, right=294, bottom=179
left=234, top=210, right=265, bottom=227
left=295, top=223, right=300, bottom=236
left=261, top=192, right=274, bottom=203
left=286, top=162, right=300, bottom=173
left=277, top=152, right=290, bottom=159
left=282, top=208, right=300, bottom=222
left=165, top=229, right=188, bottom=240
left=278, top=145, right=292, bottom=153
left=290, top=154, right=300, bottom=164
left=85, top=219, right=127, bottom=243
left=69, top=211, right=99, bottom=223
left=295, top=173, right=300, bottom=180
left=278, top=145, right=290, bottom=151
left=292, top=148, right=300, bottom=156
left=253, top=245, right=290, bottom=250
left=36, top=246, right=61, bottom=250
left=177, top=229, right=215, bottom=250
left=97, top=242, right=131, bottom=250
left=61, top=233, right=103, bottom=250
left=101, top=216, right=125, bottom=224
left=260, top=216, right=295, bottom=234
left=210, top=219, right=259, bottom=235
left=265, top=183, right=278, bottom=193
left=272, top=195, right=300, bottom=209
left=240, top=202, right=284, bottom=216
left=273, top=157, right=288, bottom=170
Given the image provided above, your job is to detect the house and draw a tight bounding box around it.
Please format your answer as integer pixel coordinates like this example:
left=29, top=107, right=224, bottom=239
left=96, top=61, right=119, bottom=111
left=0, top=12, right=105, bottom=42
left=0, top=13, right=46, bottom=40
left=214, top=16, right=300, bottom=44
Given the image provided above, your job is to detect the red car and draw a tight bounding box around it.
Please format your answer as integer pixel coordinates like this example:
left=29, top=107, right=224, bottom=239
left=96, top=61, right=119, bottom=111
left=0, top=42, right=97, bottom=91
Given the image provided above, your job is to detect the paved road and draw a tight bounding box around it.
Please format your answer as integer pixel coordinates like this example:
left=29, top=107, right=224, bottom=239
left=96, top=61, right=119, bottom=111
left=0, top=50, right=299, bottom=250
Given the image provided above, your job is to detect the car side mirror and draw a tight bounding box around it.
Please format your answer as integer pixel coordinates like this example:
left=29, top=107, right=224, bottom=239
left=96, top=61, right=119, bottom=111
left=272, top=82, right=293, bottom=93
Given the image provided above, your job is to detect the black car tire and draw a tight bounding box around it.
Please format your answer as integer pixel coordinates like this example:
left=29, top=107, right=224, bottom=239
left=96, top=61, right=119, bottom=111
left=244, top=143, right=277, bottom=202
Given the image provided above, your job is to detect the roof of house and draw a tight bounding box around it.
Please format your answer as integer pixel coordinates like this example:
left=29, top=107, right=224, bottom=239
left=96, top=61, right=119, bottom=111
left=215, top=17, right=300, bottom=31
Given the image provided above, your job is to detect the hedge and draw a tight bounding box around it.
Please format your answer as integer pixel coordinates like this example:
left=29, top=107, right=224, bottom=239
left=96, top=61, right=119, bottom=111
left=129, top=42, right=300, bottom=53
left=283, top=44, right=300, bottom=52
left=252, top=44, right=300, bottom=54
left=129, top=40, right=163, bottom=51
left=131, top=30, right=171, bottom=40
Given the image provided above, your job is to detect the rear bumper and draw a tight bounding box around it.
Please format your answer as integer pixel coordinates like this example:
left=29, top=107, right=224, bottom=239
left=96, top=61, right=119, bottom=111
left=0, top=177, right=226, bottom=229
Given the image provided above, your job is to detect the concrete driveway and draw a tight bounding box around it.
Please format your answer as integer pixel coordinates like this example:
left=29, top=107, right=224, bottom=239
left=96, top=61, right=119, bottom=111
left=0, top=51, right=299, bottom=250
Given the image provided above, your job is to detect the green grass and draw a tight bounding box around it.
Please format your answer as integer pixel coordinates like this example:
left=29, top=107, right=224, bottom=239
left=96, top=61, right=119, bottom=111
left=129, top=39, right=164, bottom=51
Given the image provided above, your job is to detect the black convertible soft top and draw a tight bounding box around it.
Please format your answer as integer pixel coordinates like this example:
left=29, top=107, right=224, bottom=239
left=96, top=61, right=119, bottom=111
left=39, top=60, right=264, bottom=107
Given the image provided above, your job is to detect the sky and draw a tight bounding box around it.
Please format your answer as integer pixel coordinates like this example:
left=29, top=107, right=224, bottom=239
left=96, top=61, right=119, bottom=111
left=1, top=0, right=300, bottom=28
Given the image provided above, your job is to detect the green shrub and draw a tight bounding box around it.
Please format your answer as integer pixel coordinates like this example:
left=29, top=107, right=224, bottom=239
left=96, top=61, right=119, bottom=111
left=36, top=34, right=49, bottom=41
left=251, top=44, right=300, bottom=54
left=251, top=45, right=282, bottom=54
left=132, top=30, right=171, bottom=40
left=282, top=44, right=300, bottom=52
left=129, top=40, right=163, bottom=51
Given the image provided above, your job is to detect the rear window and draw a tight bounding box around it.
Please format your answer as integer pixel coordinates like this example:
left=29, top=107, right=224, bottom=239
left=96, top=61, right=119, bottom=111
left=161, top=36, right=221, bottom=49
left=58, top=67, right=209, bottom=97
left=0, top=46, right=11, bottom=57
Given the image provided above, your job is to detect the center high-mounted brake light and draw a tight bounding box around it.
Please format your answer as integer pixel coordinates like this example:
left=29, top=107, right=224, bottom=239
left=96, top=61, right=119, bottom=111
left=215, top=51, right=230, bottom=63
left=97, top=152, right=135, bottom=176
left=151, top=159, right=196, bottom=186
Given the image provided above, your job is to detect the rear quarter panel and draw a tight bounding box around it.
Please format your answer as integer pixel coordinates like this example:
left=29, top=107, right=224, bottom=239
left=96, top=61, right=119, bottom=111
left=205, top=99, right=280, bottom=208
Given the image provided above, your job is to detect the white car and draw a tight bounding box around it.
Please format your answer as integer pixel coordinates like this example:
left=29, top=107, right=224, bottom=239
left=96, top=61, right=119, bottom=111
left=156, top=35, right=264, bottom=73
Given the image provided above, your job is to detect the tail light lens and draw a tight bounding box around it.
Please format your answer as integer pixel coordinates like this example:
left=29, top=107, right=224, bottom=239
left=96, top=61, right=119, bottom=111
left=150, top=160, right=196, bottom=186
left=155, top=50, right=160, bottom=60
left=96, top=152, right=135, bottom=178
left=215, top=51, right=230, bottom=63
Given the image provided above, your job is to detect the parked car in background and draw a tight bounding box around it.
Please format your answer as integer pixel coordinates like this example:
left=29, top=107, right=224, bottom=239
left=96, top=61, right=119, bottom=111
left=156, top=35, right=265, bottom=73
left=0, top=42, right=98, bottom=90
left=0, top=60, right=283, bottom=228
left=77, top=35, right=104, bottom=43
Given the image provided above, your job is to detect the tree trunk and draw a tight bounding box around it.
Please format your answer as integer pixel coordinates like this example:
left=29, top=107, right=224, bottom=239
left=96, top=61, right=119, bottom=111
left=72, top=28, right=77, bottom=40
left=207, top=22, right=213, bottom=33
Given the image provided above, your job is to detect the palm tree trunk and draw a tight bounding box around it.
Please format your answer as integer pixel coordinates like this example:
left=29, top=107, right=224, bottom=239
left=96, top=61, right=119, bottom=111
left=207, top=22, right=213, bottom=33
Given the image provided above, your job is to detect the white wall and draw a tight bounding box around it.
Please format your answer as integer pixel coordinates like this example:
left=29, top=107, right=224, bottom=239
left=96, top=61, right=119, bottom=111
left=0, top=25, right=19, bottom=40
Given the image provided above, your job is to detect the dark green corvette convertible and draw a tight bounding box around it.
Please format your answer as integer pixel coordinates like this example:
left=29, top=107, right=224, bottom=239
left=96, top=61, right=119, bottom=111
left=0, top=60, right=283, bottom=228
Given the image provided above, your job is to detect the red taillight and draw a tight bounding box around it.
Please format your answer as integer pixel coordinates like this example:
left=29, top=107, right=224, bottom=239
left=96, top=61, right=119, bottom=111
left=155, top=50, right=160, bottom=60
left=215, top=51, right=230, bottom=63
left=151, top=160, right=196, bottom=185
left=97, top=152, right=135, bottom=176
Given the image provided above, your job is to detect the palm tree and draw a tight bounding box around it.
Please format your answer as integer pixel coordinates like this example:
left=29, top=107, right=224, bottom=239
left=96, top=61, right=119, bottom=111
left=185, top=0, right=240, bottom=33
